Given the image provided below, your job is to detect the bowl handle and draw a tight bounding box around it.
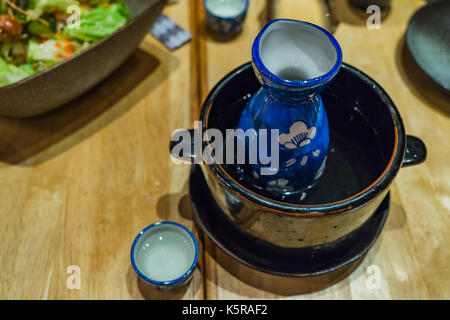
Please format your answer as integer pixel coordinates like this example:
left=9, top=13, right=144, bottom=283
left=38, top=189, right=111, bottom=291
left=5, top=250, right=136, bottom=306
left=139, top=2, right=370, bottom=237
left=169, top=131, right=427, bottom=167
left=402, top=135, right=427, bottom=167
left=169, top=128, right=198, bottom=163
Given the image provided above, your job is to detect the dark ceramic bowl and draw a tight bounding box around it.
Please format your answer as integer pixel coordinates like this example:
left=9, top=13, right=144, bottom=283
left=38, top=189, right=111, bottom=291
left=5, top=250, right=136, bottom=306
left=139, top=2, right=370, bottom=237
left=170, top=62, right=426, bottom=248
left=406, top=0, right=450, bottom=92
left=0, top=0, right=167, bottom=118
left=349, top=0, right=391, bottom=10
left=190, top=163, right=390, bottom=277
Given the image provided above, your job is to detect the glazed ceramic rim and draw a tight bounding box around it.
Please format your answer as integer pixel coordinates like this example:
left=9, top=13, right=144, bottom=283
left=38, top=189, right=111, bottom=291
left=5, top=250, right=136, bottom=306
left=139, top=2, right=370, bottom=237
left=252, top=19, right=343, bottom=89
left=202, top=62, right=406, bottom=216
left=0, top=0, right=167, bottom=91
left=130, top=221, right=199, bottom=286
left=406, top=0, right=450, bottom=92
left=203, top=0, right=249, bottom=20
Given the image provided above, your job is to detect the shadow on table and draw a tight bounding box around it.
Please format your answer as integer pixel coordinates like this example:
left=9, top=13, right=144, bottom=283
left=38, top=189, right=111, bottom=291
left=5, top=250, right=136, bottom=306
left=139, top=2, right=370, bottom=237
left=200, top=227, right=368, bottom=297
left=396, top=35, right=450, bottom=117
left=157, top=193, right=193, bottom=221
left=0, top=45, right=178, bottom=166
left=156, top=179, right=193, bottom=221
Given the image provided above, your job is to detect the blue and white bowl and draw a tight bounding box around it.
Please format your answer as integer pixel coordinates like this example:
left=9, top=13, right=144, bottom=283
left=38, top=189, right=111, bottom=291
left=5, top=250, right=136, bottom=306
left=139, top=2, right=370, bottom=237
left=130, top=221, right=199, bottom=291
left=204, top=0, right=249, bottom=35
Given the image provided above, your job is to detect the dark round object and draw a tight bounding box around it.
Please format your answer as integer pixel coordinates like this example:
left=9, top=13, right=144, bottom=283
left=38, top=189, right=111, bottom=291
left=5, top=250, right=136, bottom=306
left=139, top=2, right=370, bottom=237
left=190, top=164, right=390, bottom=277
left=407, top=0, right=450, bottom=92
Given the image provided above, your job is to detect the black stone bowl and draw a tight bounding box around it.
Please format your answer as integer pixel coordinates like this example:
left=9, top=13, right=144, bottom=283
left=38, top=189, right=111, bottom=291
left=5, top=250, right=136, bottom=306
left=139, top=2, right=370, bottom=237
left=0, top=0, right=167, bottom=118
left=406, top=0, right=450, bottom=92
left=171, top=62, right=426, bottom=248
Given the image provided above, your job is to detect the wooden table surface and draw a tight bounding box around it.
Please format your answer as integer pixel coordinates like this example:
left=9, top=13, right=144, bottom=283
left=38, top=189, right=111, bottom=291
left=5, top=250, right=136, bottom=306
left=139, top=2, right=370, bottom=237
left=0, top=0, right=448, bottom=300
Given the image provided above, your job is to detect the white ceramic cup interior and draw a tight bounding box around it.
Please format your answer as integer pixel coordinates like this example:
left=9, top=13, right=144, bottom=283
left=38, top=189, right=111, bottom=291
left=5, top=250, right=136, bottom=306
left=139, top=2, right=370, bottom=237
left=206, top=0, right=247, bottom=18
left=259, top=20, right=338, bottom=81
left=132, top=223, right=197, bottom=283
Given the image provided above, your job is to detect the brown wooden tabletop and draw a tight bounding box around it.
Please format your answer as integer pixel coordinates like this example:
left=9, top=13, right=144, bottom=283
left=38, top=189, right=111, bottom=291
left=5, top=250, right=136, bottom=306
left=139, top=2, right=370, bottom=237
left=0, top=0, right=448, bottom=299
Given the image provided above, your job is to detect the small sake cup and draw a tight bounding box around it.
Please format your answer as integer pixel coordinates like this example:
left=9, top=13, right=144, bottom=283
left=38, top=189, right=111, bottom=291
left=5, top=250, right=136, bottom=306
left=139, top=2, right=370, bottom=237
left=204, top=0, right=249, bottom=35
left=130, top=221, right=199, bottom=291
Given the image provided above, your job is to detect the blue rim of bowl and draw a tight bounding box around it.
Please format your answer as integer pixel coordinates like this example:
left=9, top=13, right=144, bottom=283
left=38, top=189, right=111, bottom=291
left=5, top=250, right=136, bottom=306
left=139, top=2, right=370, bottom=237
left=252, top=19, right=343, bottom=89
left=130, top=221, right=199, bottom=286
left=203, top=0, right=249, bottom=20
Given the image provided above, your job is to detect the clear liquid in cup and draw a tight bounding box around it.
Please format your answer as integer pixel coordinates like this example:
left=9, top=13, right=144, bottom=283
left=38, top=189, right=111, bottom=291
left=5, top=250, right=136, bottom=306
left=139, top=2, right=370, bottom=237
left=135, top=230, right=195, bottom=282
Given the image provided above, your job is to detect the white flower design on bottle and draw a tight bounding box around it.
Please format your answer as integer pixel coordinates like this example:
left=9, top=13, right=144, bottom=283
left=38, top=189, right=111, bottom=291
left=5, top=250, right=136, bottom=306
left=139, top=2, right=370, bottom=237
left=267, top=179, right=293, bottom=193
left=279, top=121, right=317, bottom=149
left=285, top=155, right=308, bottom=168
left=314, top=156, right=327, bottom=180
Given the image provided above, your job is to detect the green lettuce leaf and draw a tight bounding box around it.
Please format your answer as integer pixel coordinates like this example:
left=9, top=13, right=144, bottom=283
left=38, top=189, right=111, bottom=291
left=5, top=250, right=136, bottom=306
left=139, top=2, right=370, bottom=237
left=0, top=58, right=36, bottom=86
left=62, top=2, right=131, bottom=42
left=27, top=39, right=63, bottom=63
left=32, top=0, right=79, bottom=13
left=27, top=38, right=87, bottom=65
left=27, top=20, right=54, bottom=38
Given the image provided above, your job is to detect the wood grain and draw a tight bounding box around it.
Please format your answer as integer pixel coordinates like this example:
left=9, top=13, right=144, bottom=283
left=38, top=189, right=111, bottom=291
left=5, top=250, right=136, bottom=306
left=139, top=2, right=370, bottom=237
left=0, top=0, right=448, bottom=300
left=0, top=2, right=203, bottom=300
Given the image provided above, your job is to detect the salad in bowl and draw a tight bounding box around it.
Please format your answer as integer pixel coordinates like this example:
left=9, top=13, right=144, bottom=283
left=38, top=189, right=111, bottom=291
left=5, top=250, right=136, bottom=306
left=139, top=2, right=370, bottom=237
left=0, top=0, right=131, bottom=87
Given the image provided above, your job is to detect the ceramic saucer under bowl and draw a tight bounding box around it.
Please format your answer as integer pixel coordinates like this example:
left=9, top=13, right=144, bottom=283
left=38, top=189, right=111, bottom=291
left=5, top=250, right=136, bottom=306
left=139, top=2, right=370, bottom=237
left=190, top=164, right=389, bottom=277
